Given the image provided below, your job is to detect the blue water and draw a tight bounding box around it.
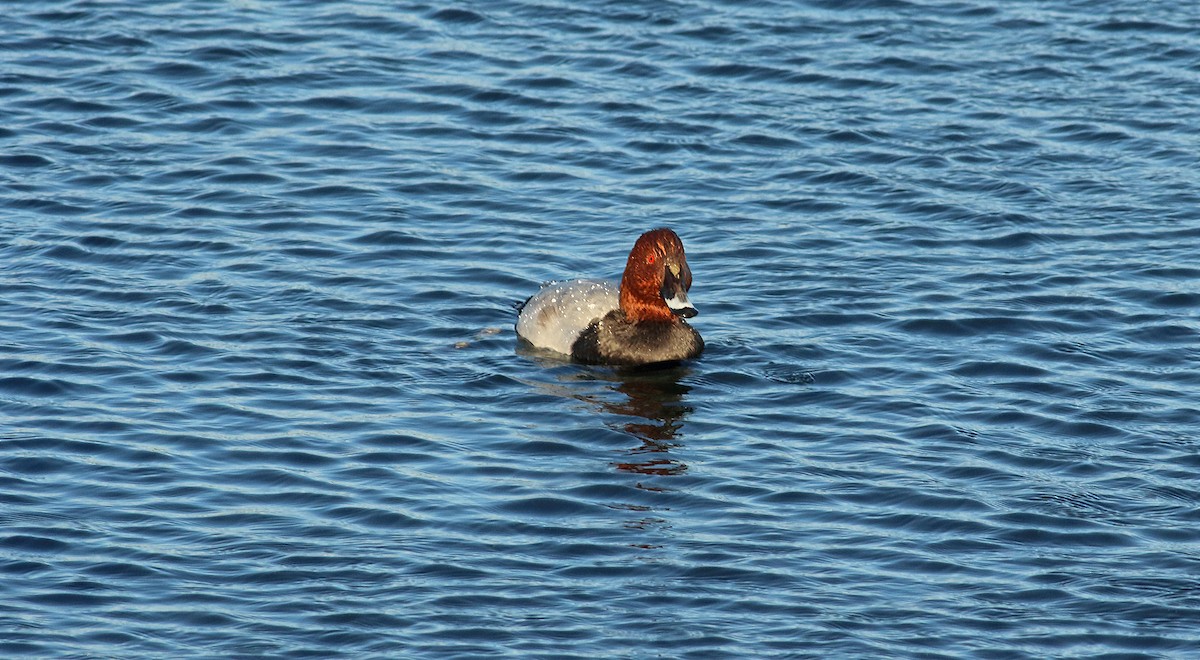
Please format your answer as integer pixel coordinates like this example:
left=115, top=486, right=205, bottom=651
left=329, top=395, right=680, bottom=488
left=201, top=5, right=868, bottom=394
left=2, top=0, right=1199, bottom=657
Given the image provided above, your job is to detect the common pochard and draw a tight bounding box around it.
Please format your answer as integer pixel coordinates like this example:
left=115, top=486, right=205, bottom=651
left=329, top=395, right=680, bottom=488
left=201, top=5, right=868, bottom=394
left=516, top=228, right=703, bottom=366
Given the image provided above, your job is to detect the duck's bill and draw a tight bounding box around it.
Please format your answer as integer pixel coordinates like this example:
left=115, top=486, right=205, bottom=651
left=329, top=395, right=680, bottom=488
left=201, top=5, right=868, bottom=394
left=665, top=293, right=698, bottom=318
left=661, top=262, right=698, bottom=318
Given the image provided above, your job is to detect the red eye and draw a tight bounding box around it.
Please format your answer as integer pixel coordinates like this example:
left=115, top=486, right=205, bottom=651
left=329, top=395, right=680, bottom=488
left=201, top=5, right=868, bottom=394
left=646, top=253, right=656, bottom=265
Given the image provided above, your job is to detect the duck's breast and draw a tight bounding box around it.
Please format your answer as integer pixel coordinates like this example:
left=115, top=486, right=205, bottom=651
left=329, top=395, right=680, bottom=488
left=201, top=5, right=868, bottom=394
left=515, top=279, right=619, bottom=355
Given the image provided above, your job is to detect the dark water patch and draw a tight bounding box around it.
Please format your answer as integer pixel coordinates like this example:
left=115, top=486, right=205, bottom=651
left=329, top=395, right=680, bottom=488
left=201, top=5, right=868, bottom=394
left=294, top=95, right=371, bottom=112
left=84, top=115, right=142, bottom=129
left=29, top=10, right=90, bottom=22
left=951, top=360, right=1051, bottom=380
left=0, top=559, right=51, bottom=576
left=1121, top=323, right=1198, bottom=345
left=1047, top=122, right=1135, bottom=146
left=225, top=450, right=339, bottom=469
left=509, top=75, right=577, bottom=90
left=865, top=55, right=961, bottom=75
left=0, top=154, right=54, bottom=168
left=1091, top=19, right=1193, bottom=35
left=24, top=590, right=123, bottom=608
left=169, top=115, right=252, bottom=135
left=461, top=108, right=525, bottom=127
left=688, top=62, right=793, bottom=82
left=189, top=44, right=286, bottom=62
left=203, top=171, right=286, bottom=186
left=144, top=62, right=212, bottom=81
left=676, top=24, right=741, bottom=43
left=15, top=96, right=118, bottom=114
left=730, top=132, right=803, bottom=150
left=7, top=197, right=90, bottom=216
left=1, top=535, right=70, bottom=554
left=322, top=506, right=420, bottom=530
left=991, top=526, right=1137, bottom=549
left=891, top=314, right=1075, bottom=338
left=502, top=169, right=584, bottom=183
left=0, top=376, right=92, bottom=398
left=429, top=8, right=487, bottom=24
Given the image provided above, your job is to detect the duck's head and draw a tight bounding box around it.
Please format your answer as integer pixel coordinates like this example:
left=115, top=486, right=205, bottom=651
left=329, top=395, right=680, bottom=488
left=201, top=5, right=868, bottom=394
left=619, top=227, right=697, bottom=323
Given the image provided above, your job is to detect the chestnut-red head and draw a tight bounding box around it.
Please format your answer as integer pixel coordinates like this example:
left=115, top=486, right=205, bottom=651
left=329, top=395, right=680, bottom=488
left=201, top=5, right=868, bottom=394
left=618, top=228, right=696, bottom=323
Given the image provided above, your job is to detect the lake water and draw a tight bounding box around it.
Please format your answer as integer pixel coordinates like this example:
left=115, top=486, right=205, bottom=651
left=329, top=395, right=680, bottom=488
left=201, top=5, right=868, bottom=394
left=2, top=0, right=1199, bottom=657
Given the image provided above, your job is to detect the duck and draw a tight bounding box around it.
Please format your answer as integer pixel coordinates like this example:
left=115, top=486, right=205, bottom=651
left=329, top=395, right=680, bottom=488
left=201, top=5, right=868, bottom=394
left=516, top=228, right=704, bottom=366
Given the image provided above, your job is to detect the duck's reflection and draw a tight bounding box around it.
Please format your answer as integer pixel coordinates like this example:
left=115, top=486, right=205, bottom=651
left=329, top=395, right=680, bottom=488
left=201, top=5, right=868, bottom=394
left=603, top=367, right=692, bottom=479
left=516, top=349, right=697, bottom=549
left=587, top=364, right=693, bottom=548
left=517, top=345, right=694, bottom=477
left=516, top=342, right=695, bottom=467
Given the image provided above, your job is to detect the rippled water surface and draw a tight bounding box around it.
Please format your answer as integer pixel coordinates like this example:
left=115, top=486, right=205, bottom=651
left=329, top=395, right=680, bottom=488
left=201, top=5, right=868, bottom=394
left=3, top=0, right=1200, bottom=657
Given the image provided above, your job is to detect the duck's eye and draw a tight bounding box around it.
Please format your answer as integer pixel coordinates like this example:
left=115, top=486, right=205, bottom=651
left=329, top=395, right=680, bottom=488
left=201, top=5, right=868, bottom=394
left=646, top=253, right=656, bottom=265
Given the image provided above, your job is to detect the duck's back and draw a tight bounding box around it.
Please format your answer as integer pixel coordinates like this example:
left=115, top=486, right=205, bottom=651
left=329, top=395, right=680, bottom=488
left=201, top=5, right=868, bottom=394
left=515, top=279, right=619, bottom=355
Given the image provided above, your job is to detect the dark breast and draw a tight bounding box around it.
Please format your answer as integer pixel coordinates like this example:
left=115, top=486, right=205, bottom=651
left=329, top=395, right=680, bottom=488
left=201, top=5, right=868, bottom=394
left=571, top=310, right=703, bottom=366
